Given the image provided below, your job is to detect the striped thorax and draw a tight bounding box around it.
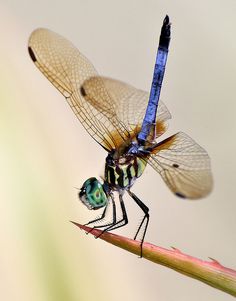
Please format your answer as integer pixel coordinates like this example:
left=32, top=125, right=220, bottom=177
left=105, top=153, right=147, bottom=190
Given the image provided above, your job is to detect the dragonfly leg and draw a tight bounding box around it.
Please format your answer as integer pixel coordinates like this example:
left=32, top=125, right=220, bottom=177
left=84, top=205, right=108, bottom=235
left=86, top=194, right=117, bottom=235
left=84, top=205, right=108, bottom=226
left=97, top=194, right=128, bottom=234
left=127, top=190, right=149, bottom=257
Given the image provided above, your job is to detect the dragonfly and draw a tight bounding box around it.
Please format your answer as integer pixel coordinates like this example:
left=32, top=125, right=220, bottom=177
left=28, top=16, right=212, bottom=256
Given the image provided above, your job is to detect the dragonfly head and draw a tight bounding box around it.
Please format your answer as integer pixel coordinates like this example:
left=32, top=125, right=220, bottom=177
left=79, top=177, right=108, bottom=210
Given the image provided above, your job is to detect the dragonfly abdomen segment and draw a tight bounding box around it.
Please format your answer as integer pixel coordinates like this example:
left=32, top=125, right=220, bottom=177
left=138, top=15, right=171, bottom=144
left=105, top=156, right=147, bottom=189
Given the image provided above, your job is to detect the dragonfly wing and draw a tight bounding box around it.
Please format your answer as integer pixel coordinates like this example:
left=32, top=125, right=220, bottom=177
left=28, top=28, right=130, bottom=151
left=98, top=77, right=171, bottom=138
left=28, top=29, right=171, bottom=151
left=148, top=132, right=213, bottom=199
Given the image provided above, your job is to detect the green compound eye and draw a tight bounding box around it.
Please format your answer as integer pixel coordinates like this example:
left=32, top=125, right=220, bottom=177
left=79, top=177, right=108, bottom=210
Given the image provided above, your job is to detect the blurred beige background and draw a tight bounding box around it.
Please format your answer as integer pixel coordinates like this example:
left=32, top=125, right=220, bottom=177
left=0, top=0, right=235, bottom=300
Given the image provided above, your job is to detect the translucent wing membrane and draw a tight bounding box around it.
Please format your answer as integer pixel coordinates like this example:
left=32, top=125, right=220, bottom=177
left=76, top=76, right=171, bottom=148
left=28, top=29, right=171, bottom=151
left=98, top=77, right=171, bottom=138
left=148, top=132, right=213, bottom=199
left=28, top=28, right=127, bottom=151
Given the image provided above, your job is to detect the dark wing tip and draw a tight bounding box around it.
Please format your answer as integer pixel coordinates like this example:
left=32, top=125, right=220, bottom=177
left=28, top=46, right=37, bottom=62
left=175, top=192, right=186, bottom=199
left=80, top=86, right=86, bottom=97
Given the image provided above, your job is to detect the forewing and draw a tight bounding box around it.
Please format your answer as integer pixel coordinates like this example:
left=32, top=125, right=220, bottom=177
left=28, top=28, right=129, bottom=151
left=97, top=77, right=171, bottom=138
left=148, top=132, right=213, bottom=199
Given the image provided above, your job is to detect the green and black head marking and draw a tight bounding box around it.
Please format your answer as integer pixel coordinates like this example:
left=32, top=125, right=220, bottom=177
left=79, top=177, right=108, bottom=210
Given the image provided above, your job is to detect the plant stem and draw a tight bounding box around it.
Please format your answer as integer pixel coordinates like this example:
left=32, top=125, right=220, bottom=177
left=72, top=222, right=236, bottom=297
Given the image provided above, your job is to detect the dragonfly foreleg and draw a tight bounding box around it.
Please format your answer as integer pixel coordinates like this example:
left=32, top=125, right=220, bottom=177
left=85, top=194, right=117, bottom=235
left=128, top=190, right=149, bottom=257
left=98, top=194, right=128, bottom=233
left=85, top=205, right=108, bottom=226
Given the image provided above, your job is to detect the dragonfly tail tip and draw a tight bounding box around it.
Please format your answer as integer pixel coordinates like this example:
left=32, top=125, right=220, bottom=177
left=164, top=15, right=170, bottom=25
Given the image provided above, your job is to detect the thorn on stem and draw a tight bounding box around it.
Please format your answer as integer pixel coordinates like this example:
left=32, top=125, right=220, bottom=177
left=209, top=257, right=221, bottom=265
left=171, top=246, right=181, bottom=253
